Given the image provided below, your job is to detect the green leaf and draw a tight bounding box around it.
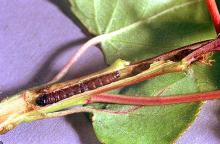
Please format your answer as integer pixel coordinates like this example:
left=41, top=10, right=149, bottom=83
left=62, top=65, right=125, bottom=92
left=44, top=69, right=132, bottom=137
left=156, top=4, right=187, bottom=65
left=70, top=0, right=215, bottom=63
left=70, top=0, right=219, bottom=143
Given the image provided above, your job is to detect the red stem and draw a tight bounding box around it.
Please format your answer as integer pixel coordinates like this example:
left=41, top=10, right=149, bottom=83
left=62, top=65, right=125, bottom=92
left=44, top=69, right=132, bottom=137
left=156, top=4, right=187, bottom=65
left=206, top=0, right=220, bottom=34
left=88, top=90, right=220, bottom=105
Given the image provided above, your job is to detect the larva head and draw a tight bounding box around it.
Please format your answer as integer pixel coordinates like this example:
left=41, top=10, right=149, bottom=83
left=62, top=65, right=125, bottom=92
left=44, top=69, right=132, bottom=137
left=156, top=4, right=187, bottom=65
left=36, top=94, right=48, bottom=106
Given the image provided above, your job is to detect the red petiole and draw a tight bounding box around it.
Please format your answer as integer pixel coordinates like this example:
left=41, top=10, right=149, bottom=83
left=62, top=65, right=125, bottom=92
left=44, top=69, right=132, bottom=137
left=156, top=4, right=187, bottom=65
left=89, top=90, right=220, bottom=106
left=206, top=0, right=220, bottom=34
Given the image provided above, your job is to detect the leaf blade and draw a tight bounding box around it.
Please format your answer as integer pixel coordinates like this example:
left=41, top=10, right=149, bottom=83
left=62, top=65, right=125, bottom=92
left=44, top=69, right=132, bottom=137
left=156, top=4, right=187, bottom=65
left=70, top=0, right=218, bottom=143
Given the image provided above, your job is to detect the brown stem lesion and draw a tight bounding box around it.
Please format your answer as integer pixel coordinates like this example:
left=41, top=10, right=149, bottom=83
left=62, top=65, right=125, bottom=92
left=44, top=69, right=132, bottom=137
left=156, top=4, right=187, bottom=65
left=185, top=37, right=220, bottom=64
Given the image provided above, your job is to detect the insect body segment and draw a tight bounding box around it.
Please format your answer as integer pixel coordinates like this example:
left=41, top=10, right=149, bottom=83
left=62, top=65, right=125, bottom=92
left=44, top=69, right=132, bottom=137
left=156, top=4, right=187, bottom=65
left=36, top=71, right=120, bottom=106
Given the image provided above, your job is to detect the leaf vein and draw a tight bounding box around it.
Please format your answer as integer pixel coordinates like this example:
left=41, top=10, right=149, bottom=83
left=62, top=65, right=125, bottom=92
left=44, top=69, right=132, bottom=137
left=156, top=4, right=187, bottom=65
left=93, top=0, right=101, bottom=34
left=104, top=0, right=119, bottom=33
left=99, top=0, right=201, bottom=41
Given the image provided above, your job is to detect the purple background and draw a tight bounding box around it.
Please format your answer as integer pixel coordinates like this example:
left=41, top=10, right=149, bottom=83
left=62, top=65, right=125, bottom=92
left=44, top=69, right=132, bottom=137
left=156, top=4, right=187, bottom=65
left=1, top=0, right=220, bottom=144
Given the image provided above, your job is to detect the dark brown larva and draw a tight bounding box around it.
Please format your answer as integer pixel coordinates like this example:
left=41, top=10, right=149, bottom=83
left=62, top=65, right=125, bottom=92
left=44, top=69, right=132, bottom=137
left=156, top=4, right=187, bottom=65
left=36, top=71, right=120, bottom=106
